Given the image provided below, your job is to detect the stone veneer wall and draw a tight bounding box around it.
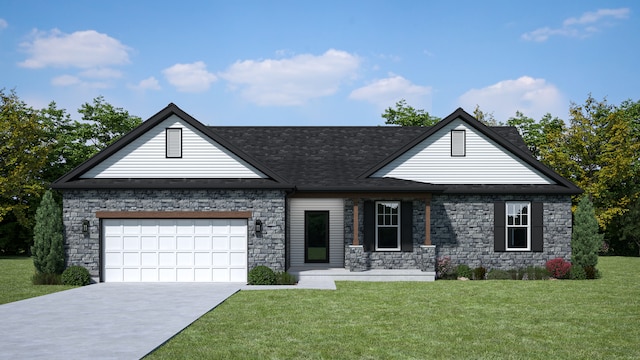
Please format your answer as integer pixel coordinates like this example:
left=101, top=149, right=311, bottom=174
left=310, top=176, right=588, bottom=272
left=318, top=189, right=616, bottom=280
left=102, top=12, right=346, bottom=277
left=431, top=194, right=572, bottom=270
left=62, top=189, right=286, bottom=278
left=344, top=198, right=428, bottom=270
left=343, top=195, right=572, bottom=272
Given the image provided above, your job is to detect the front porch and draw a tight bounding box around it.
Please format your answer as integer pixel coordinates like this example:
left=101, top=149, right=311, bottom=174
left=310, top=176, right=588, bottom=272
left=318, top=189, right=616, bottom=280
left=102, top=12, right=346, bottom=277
left=288, top=267, right=436, bottom=282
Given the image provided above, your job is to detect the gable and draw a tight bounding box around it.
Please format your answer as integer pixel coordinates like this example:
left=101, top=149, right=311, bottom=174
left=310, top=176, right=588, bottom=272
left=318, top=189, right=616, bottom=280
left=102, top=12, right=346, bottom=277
left=371, top=118, right=554, bottom=185
left=80, top=115, right=267, bottom=179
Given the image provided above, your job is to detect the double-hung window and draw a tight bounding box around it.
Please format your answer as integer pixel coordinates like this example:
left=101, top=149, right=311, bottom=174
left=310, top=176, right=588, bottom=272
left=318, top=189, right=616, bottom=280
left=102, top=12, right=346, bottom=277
left=376, top=201, right=400, bottom=251
left=506, top=202, right=530, bottom=250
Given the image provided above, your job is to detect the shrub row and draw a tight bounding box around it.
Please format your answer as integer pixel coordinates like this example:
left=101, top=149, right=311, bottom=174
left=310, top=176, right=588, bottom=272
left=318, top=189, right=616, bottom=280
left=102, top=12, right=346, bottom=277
left=436, top=256, right=600, bottom=280
left=247, top=265, right=298, bottom=285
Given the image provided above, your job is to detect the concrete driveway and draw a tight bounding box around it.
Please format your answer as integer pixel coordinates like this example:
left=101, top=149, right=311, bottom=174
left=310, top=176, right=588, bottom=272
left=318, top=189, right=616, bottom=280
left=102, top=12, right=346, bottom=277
left=0, top=283, right=242, bottom=360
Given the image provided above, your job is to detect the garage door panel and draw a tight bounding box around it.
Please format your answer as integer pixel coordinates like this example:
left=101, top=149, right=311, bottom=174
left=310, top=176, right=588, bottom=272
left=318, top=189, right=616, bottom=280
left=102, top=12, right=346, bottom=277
left=158, top=237, right=175, bottom=250
left=141, top=252, right=157, bottom=266
left=194, top=237, right=211, bottom=249
left=177, top=236, right=194, bottom=250
left=230, top=252, right=246, bottom=266
left=103, top=219, right=247, bottom=282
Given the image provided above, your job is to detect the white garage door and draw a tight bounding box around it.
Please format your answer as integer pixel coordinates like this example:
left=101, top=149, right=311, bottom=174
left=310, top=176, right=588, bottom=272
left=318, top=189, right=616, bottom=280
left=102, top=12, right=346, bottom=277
left=103, top=219, right=247, bottom=282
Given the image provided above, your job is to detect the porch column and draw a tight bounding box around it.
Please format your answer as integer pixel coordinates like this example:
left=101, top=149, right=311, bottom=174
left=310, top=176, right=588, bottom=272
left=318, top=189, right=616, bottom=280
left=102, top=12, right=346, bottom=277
left=424, top=194, right=431, bottom=245
left=352, top=198, right=359, bottom=245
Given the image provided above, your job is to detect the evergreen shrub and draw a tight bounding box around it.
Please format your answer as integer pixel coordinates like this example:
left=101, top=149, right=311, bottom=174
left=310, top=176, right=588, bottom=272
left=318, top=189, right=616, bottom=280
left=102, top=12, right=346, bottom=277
left=248, top=265, right=276, bottom=285
left=61, top=265, right=91, bottom=286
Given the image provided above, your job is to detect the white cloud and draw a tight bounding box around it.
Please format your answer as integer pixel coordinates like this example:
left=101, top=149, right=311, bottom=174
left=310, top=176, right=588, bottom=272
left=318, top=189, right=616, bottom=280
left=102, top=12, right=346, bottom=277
left=220, top=49, right=360, bottom=106
left=51, top=75, right=81, bottom=87
left=162, top=61, right=217, bottom=93
left=51, top=74, right=110, bottom=89
left=522, top=7, right=629, bottom=42
left=349, top=75, right=432, bottom=110
left=129, top=76, right=162, bottom=91
left=19, top=29, right=131, bottom=68
left=0, top=19, right=8, bottom=29
left=79, top=68, right=122, bottom=79
left=457, top=76, right=566, bottom=120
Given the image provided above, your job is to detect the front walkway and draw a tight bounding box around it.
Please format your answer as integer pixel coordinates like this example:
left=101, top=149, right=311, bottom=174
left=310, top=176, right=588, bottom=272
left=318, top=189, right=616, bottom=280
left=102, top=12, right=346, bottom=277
left=0, top=283, right=242, bottom=360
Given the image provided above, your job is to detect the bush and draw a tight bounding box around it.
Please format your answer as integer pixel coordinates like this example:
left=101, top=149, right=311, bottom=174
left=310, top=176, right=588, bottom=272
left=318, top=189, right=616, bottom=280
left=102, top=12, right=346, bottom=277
left=436, top=256, right=455, bottom=279
left=61, top=265, right=91, bottom=286
left=455, top=264, right=472, bottom=279
left=570, top=265, right=587, bottom=280
left=275, top=271, right=297, bottom=285
left=473, top=266, right=487, bottom=280
left=584, top=266, right=601, bottom=280
left=521, top=266, right=549, bottom=280
left=248, top=265, right=276, bottom=285
left=487, top=269, right=512, bottom=280
left=32, top=272, right=62, bottom=285
left=546, top=258, right=572, bottom=279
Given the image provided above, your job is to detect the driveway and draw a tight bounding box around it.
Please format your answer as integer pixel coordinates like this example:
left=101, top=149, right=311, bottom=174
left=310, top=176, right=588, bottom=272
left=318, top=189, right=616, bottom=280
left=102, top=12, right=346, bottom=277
left=0, top=283, right=242, bottom=360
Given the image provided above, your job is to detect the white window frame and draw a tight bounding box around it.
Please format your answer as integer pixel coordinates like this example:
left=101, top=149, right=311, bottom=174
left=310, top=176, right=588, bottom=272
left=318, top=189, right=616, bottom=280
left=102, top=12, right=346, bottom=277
left=166, top=128, right=182, bottom=158
left=506, top=201, right=531, bottom=251
left=375, top=201, right=401, bottom=251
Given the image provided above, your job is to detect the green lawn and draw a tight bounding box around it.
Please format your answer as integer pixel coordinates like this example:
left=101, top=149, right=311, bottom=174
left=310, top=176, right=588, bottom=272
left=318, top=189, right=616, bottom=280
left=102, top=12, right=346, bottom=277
left=0, top=256, right=74, bottom=305
left=147, top=257, right=640, bottom=359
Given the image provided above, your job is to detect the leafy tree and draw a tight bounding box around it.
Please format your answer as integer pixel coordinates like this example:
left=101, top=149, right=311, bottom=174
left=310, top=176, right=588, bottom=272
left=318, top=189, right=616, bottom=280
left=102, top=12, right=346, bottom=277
left=31, top=190, right=65, bottom=274
left=76, top=96, right=142, bottom=153
left=507, top=111, right=565, bottom=159
left=382, top=99, right=440, bottom=126
left=473, top=105, right=503, bottom=126
left=572, top=195, right=603, bottom=271
left=0, top=89, right=50, bottom=227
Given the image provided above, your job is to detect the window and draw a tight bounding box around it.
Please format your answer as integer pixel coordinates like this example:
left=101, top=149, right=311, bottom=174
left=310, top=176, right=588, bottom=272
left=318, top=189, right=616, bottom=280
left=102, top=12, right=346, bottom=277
left=166, top=128, right=182, bottom=158
left=376, top=201, right=400, bottom=251
left=506, top=202, right=530, bottom=250
left=451, top=130, right=466, bottom=156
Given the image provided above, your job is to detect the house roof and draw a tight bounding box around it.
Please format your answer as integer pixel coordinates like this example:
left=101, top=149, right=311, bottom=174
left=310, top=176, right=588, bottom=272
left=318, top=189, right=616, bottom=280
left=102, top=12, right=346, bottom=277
left=52, top=104, right=582, bottom=194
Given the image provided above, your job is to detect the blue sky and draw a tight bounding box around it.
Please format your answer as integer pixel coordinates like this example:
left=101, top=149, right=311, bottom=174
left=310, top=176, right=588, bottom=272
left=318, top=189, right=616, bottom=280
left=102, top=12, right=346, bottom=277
left=2, top=1, right=638, bottom=125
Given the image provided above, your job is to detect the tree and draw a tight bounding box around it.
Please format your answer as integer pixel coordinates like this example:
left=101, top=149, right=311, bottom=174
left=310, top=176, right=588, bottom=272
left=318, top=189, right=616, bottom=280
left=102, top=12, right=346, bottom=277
left=607, top=196, right=640, bottom=256
left=0, top=89, right=50, bottom=226
left=76, top=96, right=142, bottom=153
left=572, top=195, right=603, bottom=274
left=382, top=99, right=440, bottom=126
left=473, top=105, right=503, bottom=126
left=31, top=190, right=65, bottom=274
left=507, top=111, right=565, bottom=159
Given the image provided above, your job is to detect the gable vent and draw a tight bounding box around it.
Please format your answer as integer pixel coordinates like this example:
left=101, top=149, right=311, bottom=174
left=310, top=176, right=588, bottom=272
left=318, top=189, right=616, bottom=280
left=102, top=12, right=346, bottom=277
left=166, top=128, right=182, bottom=158
left=451, top=130, right=465, bottom=157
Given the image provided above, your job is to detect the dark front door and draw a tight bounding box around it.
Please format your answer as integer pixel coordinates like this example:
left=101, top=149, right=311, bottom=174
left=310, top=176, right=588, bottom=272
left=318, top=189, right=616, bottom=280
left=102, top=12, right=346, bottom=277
left=305, top=211, right=329, bottom=263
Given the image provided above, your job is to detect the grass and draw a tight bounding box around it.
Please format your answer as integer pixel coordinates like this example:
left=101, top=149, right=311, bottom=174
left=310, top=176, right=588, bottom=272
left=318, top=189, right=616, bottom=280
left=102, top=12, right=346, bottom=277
left=0, top=256, right=74, bottom=305
left=147, top=257, right=640, bottom=359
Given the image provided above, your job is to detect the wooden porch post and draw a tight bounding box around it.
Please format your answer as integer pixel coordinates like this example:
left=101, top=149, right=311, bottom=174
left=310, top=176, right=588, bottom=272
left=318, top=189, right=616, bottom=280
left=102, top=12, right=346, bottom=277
left=424, top=194, right=431, bottom=245
left=352, top=199, right=359, bottom=246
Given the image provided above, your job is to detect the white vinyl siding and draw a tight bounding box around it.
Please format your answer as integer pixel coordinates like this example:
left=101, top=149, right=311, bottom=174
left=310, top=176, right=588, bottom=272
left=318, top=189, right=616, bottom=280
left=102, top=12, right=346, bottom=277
left=81, top=115, right=267, bottom=178
left=372, top=118, right=554, bottom=184
left=103, top=219, right=247, bottom=282
left=289, top=198, right=344, bottom=268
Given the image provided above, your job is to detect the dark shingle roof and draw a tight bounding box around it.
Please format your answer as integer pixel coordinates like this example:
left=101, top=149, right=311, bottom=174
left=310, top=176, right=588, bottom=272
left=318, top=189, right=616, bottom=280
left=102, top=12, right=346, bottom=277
left=52, top=103, right=581, bottom=194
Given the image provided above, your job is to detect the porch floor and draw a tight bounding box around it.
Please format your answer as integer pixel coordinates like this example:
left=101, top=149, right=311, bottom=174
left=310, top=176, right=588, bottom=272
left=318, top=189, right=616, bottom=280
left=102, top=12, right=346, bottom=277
left=288, top=267, right=436, bottom=282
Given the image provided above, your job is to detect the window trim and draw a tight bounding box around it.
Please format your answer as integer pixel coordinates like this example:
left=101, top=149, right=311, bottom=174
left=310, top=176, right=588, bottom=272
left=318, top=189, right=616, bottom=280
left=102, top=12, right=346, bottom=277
left=505, top=201, right=531, bottom=251
left=451, top=129, right=466, bottom=157
left=166, top=128, right=182, bottom=158
left=375, top=201, right=401, bottom=251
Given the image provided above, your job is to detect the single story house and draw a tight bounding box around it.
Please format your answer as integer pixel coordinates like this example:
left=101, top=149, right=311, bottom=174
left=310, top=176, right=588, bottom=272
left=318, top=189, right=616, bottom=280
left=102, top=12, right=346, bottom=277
left=52, top=104, right=581, bottom=282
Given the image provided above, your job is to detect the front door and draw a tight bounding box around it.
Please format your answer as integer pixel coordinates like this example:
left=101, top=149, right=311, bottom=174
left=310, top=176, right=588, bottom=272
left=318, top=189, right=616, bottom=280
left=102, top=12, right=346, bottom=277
left=305, top=211, right=329, bottom=263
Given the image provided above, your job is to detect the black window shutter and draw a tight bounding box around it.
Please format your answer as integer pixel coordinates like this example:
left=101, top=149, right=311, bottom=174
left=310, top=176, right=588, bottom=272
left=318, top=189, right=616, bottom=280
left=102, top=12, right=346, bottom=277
left=531, top=202, right=543, bottom=252
left=363, top=201, right=375, bottom=252
left=494, top=202, right=506, bottom=252
left=401, top=201, right=413, bottom=252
